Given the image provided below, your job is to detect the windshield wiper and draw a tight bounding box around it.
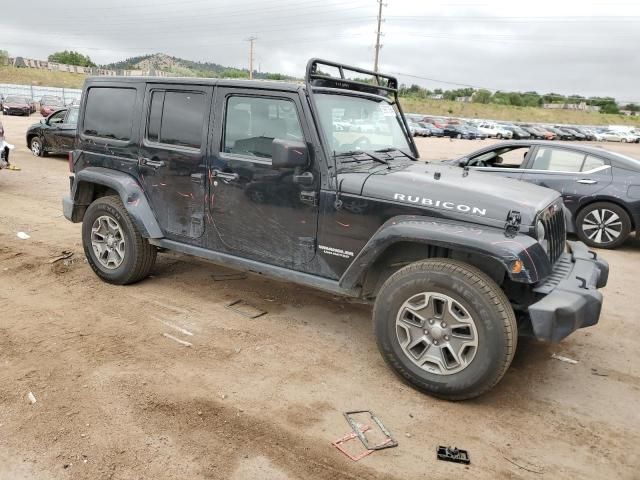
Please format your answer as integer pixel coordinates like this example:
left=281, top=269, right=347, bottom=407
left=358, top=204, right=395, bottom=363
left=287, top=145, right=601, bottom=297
left=374, top=147, right=417, bottom=161
left=335, top=150, right=388, bottom=166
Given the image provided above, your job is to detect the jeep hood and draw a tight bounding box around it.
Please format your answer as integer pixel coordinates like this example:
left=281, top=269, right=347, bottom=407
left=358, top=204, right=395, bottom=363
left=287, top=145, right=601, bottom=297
left=340, top=161, right=560, bottom=227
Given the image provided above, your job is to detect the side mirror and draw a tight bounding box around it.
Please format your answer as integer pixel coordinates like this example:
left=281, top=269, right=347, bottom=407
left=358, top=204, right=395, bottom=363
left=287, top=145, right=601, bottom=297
left=272, top=139, right=308, bottom=169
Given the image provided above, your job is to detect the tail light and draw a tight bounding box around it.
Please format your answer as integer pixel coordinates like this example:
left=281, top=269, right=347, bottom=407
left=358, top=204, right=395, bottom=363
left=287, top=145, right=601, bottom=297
left=68, top=151, right=74, bottom=172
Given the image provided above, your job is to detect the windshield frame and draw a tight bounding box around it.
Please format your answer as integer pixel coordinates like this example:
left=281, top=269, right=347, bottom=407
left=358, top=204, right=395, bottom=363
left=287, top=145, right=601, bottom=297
left=309, top=87, right=418, bottom=161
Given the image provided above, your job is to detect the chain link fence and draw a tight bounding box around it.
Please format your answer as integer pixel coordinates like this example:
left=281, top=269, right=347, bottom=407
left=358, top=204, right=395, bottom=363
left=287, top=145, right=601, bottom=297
left=0, top=83, right=82, bottom=105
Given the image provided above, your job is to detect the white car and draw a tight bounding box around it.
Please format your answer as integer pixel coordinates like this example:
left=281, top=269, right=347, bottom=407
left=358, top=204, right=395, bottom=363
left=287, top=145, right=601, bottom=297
left=601, top=131, right=629, bottom=142
left=477, top=122, right=513, bottom=139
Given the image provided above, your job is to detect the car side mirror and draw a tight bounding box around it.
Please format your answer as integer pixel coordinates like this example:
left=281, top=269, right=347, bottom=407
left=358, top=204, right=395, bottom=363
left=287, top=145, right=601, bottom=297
left=272, top=139, right=308, bottom=169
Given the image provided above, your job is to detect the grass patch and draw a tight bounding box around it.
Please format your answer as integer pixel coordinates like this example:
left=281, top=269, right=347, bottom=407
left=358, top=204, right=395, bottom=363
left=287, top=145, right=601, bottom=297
left=400, top=97, right=640, bottom=127
left=0, top=66, right=86, bottom=89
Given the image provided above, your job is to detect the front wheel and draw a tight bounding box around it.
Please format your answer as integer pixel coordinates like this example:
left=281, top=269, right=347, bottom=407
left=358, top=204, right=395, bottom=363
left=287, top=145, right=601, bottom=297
left=82, top=196, right=157, bottom=284
left=576, top=202, right=631, bottom=249
left=29, top=136, right=44, bottom=157
left=373, top=259, right=517, bottom=400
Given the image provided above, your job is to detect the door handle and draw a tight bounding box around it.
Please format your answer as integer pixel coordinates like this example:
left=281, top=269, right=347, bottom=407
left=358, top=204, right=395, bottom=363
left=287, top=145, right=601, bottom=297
left=212, top=169, right=239, bottom=181
left=577, top=179, right=597, bottom=185
left=139, top=157, right=165, bottom=169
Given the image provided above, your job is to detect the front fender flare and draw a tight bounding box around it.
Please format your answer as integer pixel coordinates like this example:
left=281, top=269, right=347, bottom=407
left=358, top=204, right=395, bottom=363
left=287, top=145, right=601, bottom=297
left=72, top=167, right=163, bottom=238
left=339, top=215, right=550, bottom=289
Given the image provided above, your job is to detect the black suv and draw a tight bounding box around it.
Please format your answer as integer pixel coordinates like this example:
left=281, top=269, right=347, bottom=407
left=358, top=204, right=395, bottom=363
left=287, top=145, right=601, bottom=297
left=63, top=60, right=608, bottom=400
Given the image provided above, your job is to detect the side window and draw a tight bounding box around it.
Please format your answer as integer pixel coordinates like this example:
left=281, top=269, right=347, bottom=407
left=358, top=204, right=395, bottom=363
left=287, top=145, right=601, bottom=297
left=65, top=108, right=79, bottom=125
left=582, top=155, right=606, bottom=172
left=48, top=110, right=66, bottom=124
left=146, top=90, right=206, bottom=149
left=224, top=96, right=303, bottom=159
left=530, top=148, right=585, bottom=172
left=83, top=87, right=136, bottom=141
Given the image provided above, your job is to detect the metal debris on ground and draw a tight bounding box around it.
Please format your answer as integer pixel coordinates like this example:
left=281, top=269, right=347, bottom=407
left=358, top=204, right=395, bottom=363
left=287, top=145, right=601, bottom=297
left=16, top=232, right=30, bottom=240
left=332, top=425, right=375, bottom=461
left=437, top=446, right=470, bottom=465
left=551, top=353, right=578, bottom=364
left=591, top=368, right=608, bottom=377
left=27, top=392, right=37, bottom=404
left=49, top=251, right=74, bottom=264
left=211, top=272, right=248, bottom=281
left=225, top=299, right=267, bottom=319
left=343, top=410, right=398, bottom=451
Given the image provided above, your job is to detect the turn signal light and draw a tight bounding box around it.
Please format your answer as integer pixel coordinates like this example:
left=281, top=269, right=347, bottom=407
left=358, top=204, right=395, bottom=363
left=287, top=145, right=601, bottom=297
left=511, top=260, right=524, bottom=274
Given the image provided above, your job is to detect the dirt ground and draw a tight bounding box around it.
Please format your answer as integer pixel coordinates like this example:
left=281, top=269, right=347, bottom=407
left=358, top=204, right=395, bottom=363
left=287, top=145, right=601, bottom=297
left=1, top=114, right=639, bottom=480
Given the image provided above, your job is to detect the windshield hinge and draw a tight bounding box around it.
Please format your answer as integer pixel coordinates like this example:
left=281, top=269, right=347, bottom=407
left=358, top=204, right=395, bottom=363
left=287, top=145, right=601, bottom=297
left=504, top=210, right=521, bottom=237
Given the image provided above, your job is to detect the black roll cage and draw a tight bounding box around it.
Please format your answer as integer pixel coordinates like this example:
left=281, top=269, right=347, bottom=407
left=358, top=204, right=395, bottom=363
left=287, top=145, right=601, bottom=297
left=304, top=58, right=419, bottom=158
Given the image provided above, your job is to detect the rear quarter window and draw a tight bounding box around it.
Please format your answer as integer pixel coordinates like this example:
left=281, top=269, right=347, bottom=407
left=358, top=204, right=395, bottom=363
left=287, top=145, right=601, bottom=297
left=83, top=87, right=136, bottom=141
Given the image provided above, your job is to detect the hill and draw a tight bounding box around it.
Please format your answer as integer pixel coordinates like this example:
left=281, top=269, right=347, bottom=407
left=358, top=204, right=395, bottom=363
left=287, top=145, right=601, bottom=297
left=102, top=53, right=291, bottom=80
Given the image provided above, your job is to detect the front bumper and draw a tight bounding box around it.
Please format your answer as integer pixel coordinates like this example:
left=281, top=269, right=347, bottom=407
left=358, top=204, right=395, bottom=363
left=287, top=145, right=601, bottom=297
left=528, top=241, right=608, bottom=342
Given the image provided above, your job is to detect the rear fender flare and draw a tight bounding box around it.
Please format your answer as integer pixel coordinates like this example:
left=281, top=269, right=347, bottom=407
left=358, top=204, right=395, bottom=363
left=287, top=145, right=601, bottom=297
left=73, top=167, right=163, bottom=238
left=339, top=215, right=550, bottom=289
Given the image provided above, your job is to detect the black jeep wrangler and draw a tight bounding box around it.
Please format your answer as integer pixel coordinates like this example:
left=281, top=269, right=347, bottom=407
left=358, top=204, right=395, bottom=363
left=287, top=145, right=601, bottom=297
left=63, top=59, right=608, bottom=400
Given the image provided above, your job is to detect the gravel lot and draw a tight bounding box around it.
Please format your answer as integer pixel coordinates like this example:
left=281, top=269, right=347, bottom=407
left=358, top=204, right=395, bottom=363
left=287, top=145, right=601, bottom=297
left=1, top=114, right=639, bottom=479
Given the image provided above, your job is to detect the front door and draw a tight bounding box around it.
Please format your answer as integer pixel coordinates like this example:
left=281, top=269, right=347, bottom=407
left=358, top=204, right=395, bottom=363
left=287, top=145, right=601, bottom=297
left=57, top=108, right=79, bottom=152
left=138, top=84, right=213, bottom=240
left=42, top=109, right=67, bottom=152
left=209, top=88, right=319, bottom=268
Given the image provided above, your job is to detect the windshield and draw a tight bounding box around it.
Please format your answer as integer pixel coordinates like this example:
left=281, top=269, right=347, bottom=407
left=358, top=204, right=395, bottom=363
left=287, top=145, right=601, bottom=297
left=314, top=93, right=411, bottom=155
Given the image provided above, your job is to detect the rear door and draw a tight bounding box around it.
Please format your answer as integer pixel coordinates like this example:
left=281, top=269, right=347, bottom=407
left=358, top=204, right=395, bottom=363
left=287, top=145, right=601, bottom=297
left=520, top=146, right=612, bottom=213
left=138, top=84, right=213, bottom=241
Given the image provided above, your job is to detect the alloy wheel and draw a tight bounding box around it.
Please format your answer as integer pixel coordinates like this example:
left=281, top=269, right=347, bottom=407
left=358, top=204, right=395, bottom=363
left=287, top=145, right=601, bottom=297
left=396, top=292, right=478, bottom=375
left=91, top=215, right=126, bottom=269
left=581, top=208, right=622, bottom=245
left=30, top=138, right=41, bottom=156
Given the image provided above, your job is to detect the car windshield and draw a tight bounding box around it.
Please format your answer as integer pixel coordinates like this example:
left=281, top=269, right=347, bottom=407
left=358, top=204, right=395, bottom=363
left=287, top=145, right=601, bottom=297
left=314, top=93, right=411, bottom=156
left=5, top=96, right=28, bottom=103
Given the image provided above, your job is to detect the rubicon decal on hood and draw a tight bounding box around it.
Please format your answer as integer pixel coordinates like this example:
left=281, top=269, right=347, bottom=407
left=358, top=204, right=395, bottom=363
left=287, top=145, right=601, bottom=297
left=393, top=193, right=487, bottom=216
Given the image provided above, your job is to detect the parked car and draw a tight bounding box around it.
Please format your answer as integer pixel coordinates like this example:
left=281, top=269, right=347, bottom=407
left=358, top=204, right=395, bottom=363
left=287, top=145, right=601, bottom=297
left=443, top=124, right=477, bottom=139
left=600, top=130, right=631, bottom=142
left=502, top=125, right=531, bottom=140
left=447, top=140, right=640, bottom=248
left=464, top=124, right=487, bottom=140
left=558, top=127, right=586, bottom=141
left=26, top=107, right=78, bottom=157
left=412, top=122, right=430, bottom=136
left=546, top=126, right=574, bottom=141
left=61, top=59, right=608, bottom=400
left=477, top=122, right=513, bottom=139
left=419, top=122, right=444, bottom=137
left=40, top=96, right=66, bottom=117
left=2, top=95, right=32, bottom=116
left=571, top=127, right=595, bottom=141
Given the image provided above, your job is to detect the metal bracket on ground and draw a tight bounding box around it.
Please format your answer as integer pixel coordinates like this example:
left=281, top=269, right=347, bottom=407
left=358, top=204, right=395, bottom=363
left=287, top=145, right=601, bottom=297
left=332, top=425, right=374, bottom=461
left=225, top=299, right=267, bottom=319
left=437, top=446, right=470, bottom=465
left=343, top=410, right=398, bottom=451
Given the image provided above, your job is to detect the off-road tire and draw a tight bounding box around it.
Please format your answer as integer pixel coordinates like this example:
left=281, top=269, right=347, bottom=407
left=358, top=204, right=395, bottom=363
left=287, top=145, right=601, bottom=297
left=575, top=202, right=631, bottom=249
left=373, top=259, right=517, bottom=401
left=82, top=195, right=157, bottom=285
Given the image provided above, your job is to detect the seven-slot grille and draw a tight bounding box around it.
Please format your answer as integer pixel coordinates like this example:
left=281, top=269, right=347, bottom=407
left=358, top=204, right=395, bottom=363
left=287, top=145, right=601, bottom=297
left=541, top=202, right=566, bottom=264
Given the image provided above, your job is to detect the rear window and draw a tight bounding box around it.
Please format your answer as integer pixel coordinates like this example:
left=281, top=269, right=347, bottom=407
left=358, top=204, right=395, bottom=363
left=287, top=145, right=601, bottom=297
left=83, top=87, right=136, bottom=141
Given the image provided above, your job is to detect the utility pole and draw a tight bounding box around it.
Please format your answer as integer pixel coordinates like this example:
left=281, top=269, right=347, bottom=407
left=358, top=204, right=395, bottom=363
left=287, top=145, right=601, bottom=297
left=373, top=0, right=385, bottom=72
left=246, top=36, right=257, bottom=79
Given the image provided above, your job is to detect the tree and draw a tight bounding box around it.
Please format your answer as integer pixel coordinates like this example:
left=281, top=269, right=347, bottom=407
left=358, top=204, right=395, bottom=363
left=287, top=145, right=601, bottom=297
left=473, top=89, right=492, bottom=104
left=623, top=103, right=640, bottom=112
left=600, top=102, right=620, bottom=114
left=48, top=50, right=96, bottom=67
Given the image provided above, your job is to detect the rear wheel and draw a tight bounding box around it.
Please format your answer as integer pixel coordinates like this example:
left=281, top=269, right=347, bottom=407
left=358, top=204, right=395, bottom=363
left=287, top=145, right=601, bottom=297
left=82, top=196, right=157, bottom=284
left=373, top=259, right=517, bottom=400
left=576, top=202, right=631, bottom=249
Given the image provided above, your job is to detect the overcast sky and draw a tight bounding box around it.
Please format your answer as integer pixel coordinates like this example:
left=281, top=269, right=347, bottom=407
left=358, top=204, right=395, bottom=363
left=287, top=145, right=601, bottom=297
left=1, top=0, right=639, bottom=101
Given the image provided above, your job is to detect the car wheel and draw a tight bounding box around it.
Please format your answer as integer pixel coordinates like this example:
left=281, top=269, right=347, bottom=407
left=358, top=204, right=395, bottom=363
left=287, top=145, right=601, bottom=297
left=622, top=138, right=628, bottom=143
left=496, top=133, right=502, bottom=139
left=373, top=259, right=517, bottom=400
left=576, top=202, right=631, bottom=249
left=29, top=136, right=44, bottom=157
left=456, top=133, right=462, bottom=139
left=82, top=196, right=157, bottom=285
